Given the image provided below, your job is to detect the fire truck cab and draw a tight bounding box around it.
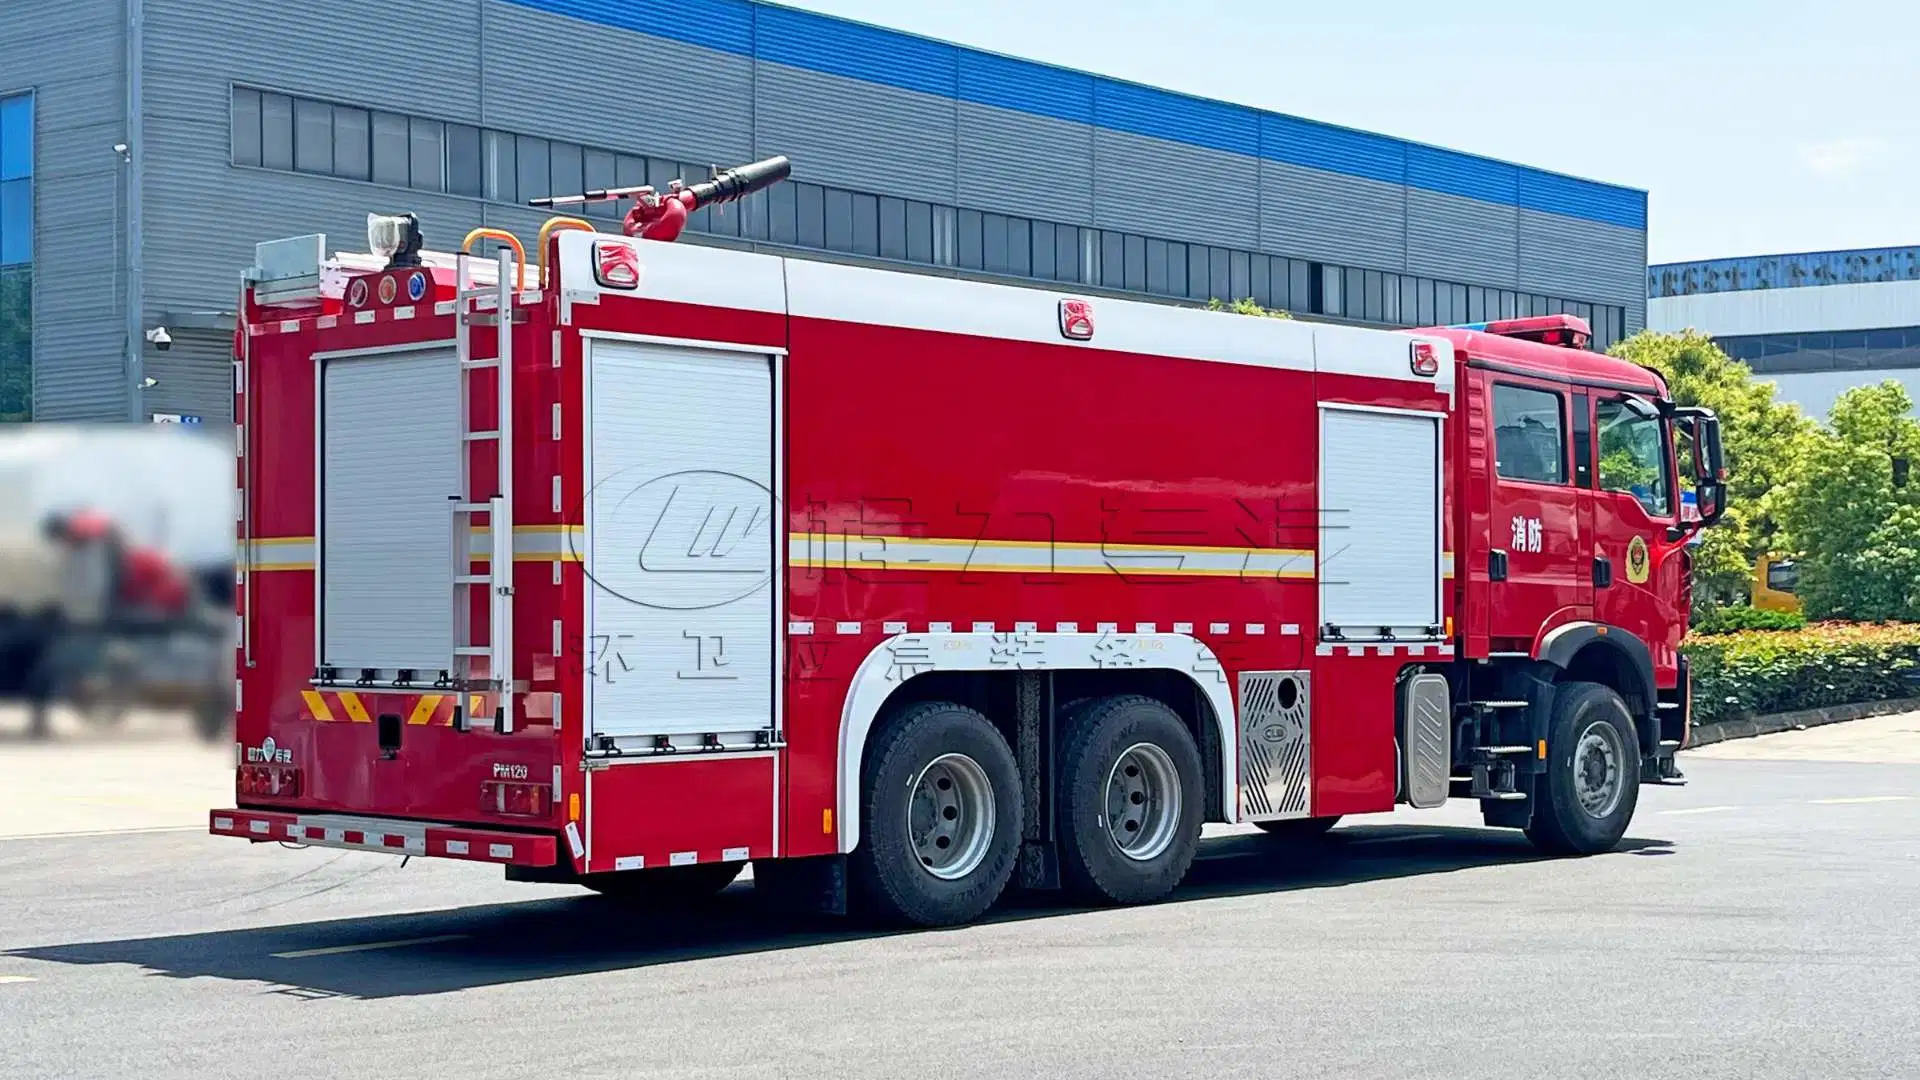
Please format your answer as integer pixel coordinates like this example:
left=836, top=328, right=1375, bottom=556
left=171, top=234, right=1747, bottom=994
left=213, top=163, right=1723, bottom=927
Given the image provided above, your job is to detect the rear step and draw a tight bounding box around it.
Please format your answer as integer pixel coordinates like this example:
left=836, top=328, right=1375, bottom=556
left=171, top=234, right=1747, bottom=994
left=210, top=809, right=558, bottom=866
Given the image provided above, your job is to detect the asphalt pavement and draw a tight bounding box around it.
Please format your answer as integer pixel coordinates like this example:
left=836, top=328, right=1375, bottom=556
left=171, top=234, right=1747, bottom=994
left=1, top=718, right=1916, bottom=1080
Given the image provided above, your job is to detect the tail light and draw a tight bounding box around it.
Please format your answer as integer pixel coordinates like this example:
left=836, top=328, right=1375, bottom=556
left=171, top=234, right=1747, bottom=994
left=238, top=765, right=302, bottom=798
left=482, top=781, right=551, bottom=818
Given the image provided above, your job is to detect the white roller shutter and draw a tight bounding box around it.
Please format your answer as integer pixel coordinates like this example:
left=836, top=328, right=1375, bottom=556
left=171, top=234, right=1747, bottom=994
left=586, top=339, right=776, bottom=740
left=319, top=345, right=459, bottom=673
left=1318, top=408, right=1442, bottom=635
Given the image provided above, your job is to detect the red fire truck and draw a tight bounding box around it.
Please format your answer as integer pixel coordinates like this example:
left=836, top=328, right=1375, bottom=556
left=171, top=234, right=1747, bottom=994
left=211, top=158, right=1725, bottom=927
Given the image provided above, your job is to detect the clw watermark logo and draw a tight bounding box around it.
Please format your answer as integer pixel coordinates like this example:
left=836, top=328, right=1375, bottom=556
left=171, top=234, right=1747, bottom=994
left=579, top=468, right=777, bottom=611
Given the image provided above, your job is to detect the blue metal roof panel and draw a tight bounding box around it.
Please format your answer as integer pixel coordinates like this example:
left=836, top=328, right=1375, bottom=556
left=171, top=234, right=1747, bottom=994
left=1406, top=144, right=1517, bottom=206
left=1262, top=114, right=1404, bottom=187
left=958, top=51, right=1094, bottom=123
left=1518, top=167, right=1646, bottom=231
left=501, top=0, right=1645, bottom=230
left=754, top=3, right=957, bottom=98
left=1092, top=79, right=1258, bottom=158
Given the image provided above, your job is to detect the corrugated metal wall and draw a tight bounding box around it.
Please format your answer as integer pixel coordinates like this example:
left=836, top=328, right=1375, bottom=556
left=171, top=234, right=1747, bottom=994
left=143, top=328, right=231, bottom=424
left=3, top=0, right=127, bottom=420
left=5, top=0, right=1650, bottom=421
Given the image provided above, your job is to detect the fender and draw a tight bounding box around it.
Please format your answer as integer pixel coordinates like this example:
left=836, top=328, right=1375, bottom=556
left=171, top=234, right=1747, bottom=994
left=835, top=632, right=1239, bottom=855
left=1535, top=621, right=1657, bottom=727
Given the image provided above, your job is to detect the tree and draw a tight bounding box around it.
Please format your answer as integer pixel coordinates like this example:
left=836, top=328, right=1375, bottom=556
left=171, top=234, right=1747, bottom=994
left=1608, top=329, right=1814, bottom=612
left=1772, top=381, right=1920, bottom=619
left=1205, top=297, right=1292, bottom=320
left=0, top=266, right=30, bottom=422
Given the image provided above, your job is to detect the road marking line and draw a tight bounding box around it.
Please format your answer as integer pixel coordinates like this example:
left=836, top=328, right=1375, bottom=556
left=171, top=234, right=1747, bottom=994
left=1810, top=795, right=1911, bottom=805
left=1346, top=832, right=1442, bottom=846
left=271, top=934, right=468, bottom=959
left=1658, top=805, right=1737, bottom=816
left=0, top=976, right=36, bottom=985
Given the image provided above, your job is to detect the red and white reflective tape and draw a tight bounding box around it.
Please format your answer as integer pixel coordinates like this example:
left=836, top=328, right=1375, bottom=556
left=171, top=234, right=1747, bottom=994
left=246, top=291, right=545, bottom=336
left=209, top=809, right=557, bottom=867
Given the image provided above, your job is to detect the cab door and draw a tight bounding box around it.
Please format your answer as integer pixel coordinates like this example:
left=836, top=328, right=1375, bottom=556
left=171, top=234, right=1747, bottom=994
left=1484, top=377, right=1590, bottom=649
left=1587, top=393, right=1685, bottom=672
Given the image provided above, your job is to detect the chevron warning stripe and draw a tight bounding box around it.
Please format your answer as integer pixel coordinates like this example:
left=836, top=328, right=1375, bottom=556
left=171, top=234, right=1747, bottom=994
left=298, top=690, right=483, bottom=726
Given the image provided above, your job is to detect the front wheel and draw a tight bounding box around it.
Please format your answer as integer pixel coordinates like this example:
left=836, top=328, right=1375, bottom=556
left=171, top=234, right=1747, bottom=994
left=1057, top=695, right=1204, bottom=906
left=1524, top=681, right=1640, bottom=855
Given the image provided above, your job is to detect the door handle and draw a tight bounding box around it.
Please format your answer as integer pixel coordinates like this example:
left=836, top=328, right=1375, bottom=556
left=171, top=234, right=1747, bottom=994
left=1593, top=555, right=1612, bottom=588
left=1489, top=550, right=1509, bottom=582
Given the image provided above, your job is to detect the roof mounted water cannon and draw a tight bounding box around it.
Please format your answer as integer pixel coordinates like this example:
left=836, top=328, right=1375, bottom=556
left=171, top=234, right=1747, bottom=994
left=526, top=155, right=792, bottom=244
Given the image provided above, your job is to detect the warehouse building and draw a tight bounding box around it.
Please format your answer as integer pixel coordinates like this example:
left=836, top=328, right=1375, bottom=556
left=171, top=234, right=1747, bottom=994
left=2, top=0, right=1649, bottom=425
left=1649, top=246, right=1920, bottom=421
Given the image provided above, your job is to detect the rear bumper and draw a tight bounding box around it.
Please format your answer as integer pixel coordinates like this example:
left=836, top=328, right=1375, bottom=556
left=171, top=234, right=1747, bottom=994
left=209, top=808, right=559, bottom=868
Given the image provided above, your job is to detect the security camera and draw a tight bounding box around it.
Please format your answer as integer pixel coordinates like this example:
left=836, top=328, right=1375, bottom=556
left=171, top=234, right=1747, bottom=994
left=145, top=326, right=172, bottom=351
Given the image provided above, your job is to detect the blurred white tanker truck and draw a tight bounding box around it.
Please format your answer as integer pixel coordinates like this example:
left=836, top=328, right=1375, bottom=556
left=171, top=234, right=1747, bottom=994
left=0, top=424, right=234, bottom=739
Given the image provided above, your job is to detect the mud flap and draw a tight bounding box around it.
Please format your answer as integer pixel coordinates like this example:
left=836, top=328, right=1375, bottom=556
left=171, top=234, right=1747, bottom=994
left=754, top=854, right=847, bottom=917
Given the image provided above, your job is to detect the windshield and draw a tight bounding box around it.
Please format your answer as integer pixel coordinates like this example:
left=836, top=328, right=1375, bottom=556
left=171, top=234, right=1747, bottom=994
left=1595, top=398, right=1671, bottom=517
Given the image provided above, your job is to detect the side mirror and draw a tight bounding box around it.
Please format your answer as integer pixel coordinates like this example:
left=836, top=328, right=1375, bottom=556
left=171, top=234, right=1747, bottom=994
left=1677, top=407, right=1727, bottom=528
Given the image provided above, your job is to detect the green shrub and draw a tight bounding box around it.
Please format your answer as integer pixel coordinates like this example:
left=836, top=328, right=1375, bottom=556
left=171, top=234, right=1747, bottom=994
left=1690, top=605, right=1807, bottom=635
left=1681, top=622, right=1920, bottom=725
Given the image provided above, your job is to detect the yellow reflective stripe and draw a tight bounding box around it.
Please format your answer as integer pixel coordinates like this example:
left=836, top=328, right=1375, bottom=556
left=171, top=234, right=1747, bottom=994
left=337, top=692, right=371, bottom=723
left=300, top=690, right=334, bottom=724
left=407, top=694, right=444, bottom=726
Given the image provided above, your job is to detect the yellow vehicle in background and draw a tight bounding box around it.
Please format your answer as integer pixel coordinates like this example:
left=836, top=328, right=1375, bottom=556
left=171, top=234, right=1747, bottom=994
left=1753, top=555, right=1802, bottom=614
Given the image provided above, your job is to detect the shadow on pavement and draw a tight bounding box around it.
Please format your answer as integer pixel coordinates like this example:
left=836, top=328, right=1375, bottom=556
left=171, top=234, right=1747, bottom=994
left=10, top=824, right=1672, bottom=1000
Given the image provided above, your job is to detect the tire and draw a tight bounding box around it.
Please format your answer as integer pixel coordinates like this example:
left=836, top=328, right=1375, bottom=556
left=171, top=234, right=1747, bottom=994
left=1524, top=681, right=1641, bottom=855
left=579, top=861, right=744, bottom=905
left=850, top=700, right=1022, bottom=928
left=1057, top=695, right=1204, bottom=906
left=1255, top=815, right=1342, bottom=841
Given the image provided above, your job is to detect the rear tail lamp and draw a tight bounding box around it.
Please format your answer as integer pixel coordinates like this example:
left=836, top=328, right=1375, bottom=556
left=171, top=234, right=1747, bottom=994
left=238, top=765, right=302, bottom=798
left=482, top=781, right=551, bottom=818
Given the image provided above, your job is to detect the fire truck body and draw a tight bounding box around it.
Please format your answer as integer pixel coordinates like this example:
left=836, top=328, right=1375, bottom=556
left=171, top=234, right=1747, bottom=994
left=214, top=191, right=1721, bottom=926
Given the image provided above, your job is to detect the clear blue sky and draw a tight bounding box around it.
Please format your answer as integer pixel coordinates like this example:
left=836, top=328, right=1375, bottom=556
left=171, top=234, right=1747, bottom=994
left=784, top=0, right=1917, bottom=264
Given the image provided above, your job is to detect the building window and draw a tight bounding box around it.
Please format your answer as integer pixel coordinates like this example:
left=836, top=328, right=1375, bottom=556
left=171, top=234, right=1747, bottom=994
left=223, top=85, right=1633, bottom=347
left=0, top=90, right=31, bottom=421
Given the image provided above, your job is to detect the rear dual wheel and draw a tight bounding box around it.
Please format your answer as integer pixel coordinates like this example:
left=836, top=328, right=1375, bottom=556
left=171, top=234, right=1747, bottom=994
left=1056, top=696, right=1204, bottom=906
left=851, top=701, right=1023, bottom=928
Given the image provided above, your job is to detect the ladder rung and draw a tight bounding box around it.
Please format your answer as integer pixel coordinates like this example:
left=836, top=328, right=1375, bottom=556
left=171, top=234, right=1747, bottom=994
left=464, top=430, right=501, bottom=441
left=461, top=359, right=499, bottom=370
left=1658, top=739, right=1682, bottom=749
left=454, top=646, right=492, bottom=657
left=455, top=575, right=490, bottom=585
left=1474, top=700, right=1530, bottom=709
left=450, top=502, right=493, bottom=513
left=1478, top=745, right=1535, bottom=755
left=1480, top=790, right=1528, bottom=802
left=1657, top=702, right=1680, bottom=710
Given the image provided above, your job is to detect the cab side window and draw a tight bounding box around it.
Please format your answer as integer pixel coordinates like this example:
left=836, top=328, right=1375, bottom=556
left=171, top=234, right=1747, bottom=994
left=1492, top=385, right=1567, bottom=484
left=1595, top=399, right=1672, bottom=516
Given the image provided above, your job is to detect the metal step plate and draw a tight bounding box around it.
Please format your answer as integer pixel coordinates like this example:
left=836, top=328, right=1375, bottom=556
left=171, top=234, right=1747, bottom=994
left=1403, top=673, right=1452, bottom=809
left=1239, top=670, right=1311, bottom=820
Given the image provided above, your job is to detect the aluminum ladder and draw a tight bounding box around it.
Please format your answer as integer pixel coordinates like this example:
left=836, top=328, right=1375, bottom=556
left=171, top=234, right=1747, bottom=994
left=449, top=243, right=517, bottom=733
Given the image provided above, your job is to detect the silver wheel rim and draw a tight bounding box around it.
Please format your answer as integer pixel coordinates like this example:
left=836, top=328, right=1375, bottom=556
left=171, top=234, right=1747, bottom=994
left=1105, top=742, right=1182, bottom=861
left=1573, top=720, right=1625, bottom=819
left=909, top=753, right=996, bottom=881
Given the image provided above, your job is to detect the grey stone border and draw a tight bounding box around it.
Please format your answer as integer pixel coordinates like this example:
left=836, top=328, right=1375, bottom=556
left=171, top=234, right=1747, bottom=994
left=1685, top=697, right=1920, bottom=749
